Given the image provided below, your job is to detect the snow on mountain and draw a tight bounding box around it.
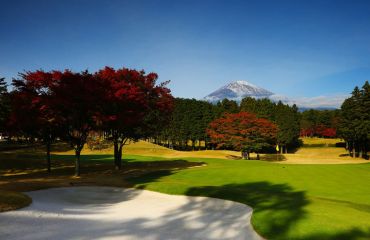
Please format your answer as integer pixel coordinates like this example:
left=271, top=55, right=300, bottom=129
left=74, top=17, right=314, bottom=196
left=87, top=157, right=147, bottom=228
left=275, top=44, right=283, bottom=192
left=204, top=80, right=346, bottom=109
left=204, top=80, right=273, bottom=102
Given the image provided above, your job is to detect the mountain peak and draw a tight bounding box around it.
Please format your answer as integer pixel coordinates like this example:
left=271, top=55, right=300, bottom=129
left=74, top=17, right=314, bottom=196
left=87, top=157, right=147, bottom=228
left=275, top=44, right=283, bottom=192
left=204, top=80, right=273, bottom=103
left=229, top=80, right=257, bottom=87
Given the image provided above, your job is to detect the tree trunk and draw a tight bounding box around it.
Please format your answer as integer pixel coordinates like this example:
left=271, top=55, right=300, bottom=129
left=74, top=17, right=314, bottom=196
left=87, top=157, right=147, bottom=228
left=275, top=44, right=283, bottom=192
left=256, top=153, right=260, bottom=160
left=46, top=141, right=51, bottom=173
left=116, top=144, right=123, bottom=170
left=114, top=140, right=119, bottom=168
left=75, top=149, right=81, bottom=176
left=114, top=138, right=127, bottom=170
left=347, top=142, right=351, bottom=156
left=352, top=142, right=356, bottom=158
left=285, top=146, right=288, bottom=154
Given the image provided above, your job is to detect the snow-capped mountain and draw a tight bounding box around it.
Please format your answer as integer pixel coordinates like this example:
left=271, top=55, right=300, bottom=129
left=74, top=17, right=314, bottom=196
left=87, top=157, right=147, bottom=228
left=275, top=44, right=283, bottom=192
left=204, top=80, right=346, bottom=109
left=204, top=80, right=273, bottom=102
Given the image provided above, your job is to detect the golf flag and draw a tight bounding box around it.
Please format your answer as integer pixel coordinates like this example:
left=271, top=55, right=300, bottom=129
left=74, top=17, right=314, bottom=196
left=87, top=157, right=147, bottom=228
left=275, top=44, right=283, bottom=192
left=276, top=145, right=279, bottom=152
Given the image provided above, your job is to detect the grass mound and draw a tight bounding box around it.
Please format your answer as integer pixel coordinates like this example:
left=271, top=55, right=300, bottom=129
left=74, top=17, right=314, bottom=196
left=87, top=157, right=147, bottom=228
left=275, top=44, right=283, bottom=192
left=0, top=190, right=32, bottom=212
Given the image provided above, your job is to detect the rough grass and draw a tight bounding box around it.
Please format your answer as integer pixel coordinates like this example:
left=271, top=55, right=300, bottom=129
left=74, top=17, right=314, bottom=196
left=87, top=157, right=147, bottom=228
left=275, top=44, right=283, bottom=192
left=0, top=190, right=32, bottom=211
left=54, top=139, right=368, bottom=164
left=302, top=137, right=344, bottom=146
left=1, top=140, right=369, bottom=239
left=301, top=137, right=347, bottom=148
left=55, top=140, right=245, bottom=160
left=278, top=137, right=368, bottom=164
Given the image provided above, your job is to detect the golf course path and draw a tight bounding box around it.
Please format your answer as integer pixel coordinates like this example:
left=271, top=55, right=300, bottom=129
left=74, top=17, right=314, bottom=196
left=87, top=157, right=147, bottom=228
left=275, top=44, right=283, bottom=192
left=0, top=186, right=262, bottom=240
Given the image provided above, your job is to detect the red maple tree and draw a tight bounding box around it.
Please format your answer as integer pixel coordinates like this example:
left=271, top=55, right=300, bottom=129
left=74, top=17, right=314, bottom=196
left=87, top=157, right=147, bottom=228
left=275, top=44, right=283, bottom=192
left=10, top=71, right=62, bottom=173
left=207, top=112, right=277, bottom=159
left=51, top=70, right=105, bottom=176
left=97, top=67, right=173, bottom=169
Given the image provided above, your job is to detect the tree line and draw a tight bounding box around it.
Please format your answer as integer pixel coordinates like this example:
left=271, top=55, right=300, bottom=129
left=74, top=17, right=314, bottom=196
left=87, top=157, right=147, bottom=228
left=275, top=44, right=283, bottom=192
left=153, top=97, right=301, bottom=154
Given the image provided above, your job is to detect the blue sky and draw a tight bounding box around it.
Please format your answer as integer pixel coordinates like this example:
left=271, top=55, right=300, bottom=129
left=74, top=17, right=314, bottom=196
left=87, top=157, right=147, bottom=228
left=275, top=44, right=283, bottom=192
left=1, top=0, right=370, bottom=103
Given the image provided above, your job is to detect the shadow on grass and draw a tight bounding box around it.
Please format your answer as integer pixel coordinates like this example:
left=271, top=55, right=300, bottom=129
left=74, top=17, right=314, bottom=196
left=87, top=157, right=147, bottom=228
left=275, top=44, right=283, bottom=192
left=226, top=154, right=242, bottom=160
left=225, top=154, right=287, bottom=161
left=0, top=152, right=204, bottom=192
left=339, top=153, right=350, bottom=157
left=127, top=170, right=173, bottom=188
left=0, top=154, right=115, bottom=174
left=261, top=154, right=287, bottom=162
left=184, top=182, right=308, bottom=239
left=183, top=183, right=370, bottom=240
left=295, top=228, right=370, bottom=240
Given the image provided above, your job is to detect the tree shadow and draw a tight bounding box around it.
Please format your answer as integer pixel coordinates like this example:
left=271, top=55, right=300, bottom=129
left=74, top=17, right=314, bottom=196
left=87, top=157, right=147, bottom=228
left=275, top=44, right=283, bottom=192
left=0, top=154, right=204, bottom=193
left=295, top=228, right=370, bottom=240
left=226, top=154, right=242, bottom=160
left=225, top=154, right=287, bottom=161
left=25, top=186, right=143, bottom=215
left=185, top=182, right=309, bottom=239
left=260, top=154, right=287, bottom=162
left=127, top=170, right=174, bottom=188
left=339, top=153, right=350, bottom=157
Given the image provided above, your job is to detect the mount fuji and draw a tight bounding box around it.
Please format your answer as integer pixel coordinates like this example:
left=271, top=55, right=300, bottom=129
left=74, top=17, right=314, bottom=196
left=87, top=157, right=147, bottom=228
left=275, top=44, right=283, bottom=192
left=204, top=80, right=346, bottom=109
left=204, top=80, right=274, bottom=102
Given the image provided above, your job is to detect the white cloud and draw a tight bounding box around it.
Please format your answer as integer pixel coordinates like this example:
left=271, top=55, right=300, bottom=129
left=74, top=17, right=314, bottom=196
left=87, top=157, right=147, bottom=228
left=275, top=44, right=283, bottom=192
left=270, top=94, right=349, bottom=109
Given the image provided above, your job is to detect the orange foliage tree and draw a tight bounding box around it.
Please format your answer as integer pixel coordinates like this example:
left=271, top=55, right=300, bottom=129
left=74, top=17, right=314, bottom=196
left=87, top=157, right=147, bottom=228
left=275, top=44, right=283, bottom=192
left=207, top=112, right=277, bottom=159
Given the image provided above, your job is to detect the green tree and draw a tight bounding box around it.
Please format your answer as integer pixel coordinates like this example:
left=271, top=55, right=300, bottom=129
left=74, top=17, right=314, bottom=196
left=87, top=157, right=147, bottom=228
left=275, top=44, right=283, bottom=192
left=0, top=77, right=10, bottom=134
left=276, top=102, right=300, bottom=153
left=216, top=99, right=239, bottom=115
left=339, top=81, right=370, bottom=158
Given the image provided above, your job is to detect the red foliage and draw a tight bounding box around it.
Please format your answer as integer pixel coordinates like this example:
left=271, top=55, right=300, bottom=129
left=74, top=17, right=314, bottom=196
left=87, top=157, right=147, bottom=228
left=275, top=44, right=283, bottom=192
left=97, top=66, right=173, bottom=134
left=207, top=112, right=277, bottom=152
left=300, top=128, right=314, bottom=137
left=300, top=125, right=337, bottom=138
left=317, top=127, right=337, bottom=138
left=9, top=71, right=62, bottom=138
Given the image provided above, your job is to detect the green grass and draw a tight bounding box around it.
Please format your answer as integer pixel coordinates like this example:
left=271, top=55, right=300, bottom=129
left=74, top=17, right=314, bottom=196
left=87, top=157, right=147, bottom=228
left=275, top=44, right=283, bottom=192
left=125, top=155, right=370, bottom=240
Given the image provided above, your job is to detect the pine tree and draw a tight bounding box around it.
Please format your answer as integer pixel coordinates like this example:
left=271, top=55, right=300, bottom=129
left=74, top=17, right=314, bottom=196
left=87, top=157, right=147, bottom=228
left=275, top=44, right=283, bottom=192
left=339, top=82, right=370, bottom=158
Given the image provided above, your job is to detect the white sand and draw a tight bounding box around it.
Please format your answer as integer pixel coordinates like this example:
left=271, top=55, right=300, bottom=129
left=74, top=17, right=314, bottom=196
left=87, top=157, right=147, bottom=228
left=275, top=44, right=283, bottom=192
left=0, top=187, right=262, bottom=240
